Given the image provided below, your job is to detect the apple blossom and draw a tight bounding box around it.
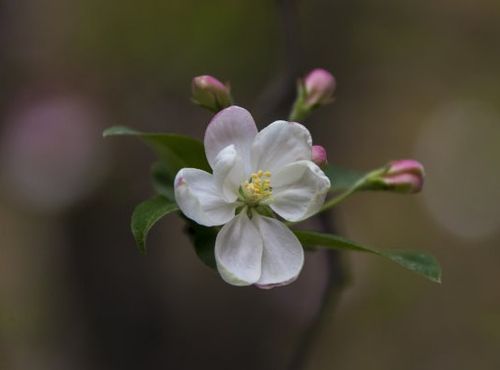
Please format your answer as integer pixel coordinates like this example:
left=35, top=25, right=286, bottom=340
left=174, top=106, right=331, bottom=288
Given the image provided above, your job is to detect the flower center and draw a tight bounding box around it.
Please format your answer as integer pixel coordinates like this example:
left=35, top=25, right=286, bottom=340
left=241, top=170, right=272, bottom=205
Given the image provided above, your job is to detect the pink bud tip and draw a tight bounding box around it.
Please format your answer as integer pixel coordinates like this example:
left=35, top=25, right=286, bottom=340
left=192, top=75, right=231, bottom=112
left=383, top=159, right=425, bottom=193
left=311, top=145, right=328, bottom=167
left=193, top=75, right=226, bottom=91
left=387, top=159, right=424, bottom=176
left=303, top=68, right=336, bottom=107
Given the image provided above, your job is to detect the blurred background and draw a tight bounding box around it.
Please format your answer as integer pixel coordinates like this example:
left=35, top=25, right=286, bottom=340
left=1, top=0, right=500, bottom=369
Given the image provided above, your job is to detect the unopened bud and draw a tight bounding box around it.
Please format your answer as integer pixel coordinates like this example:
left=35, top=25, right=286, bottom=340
left=303, top=68, right=336, bottom=108
left=381, top=159, right=425, bottom=193
left=311, top=145, right=328, bottom=167
left=192, top=75, right=232, bottom=112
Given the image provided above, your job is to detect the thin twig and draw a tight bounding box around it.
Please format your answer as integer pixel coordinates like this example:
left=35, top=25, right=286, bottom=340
left=287, top=212, right=347, bottom=370
left=254, top=0, right=303, bottom=123
left=258, top=1, right=348, bottom=370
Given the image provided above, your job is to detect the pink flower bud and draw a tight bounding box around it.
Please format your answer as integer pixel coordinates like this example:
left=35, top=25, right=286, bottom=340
left=382, top=159, right=425, bottom=193
left=311, top=145, right=328, bottom=167
left=303, top=68, right=336, bottom=107
left=192, top=75, right=232, bottom=112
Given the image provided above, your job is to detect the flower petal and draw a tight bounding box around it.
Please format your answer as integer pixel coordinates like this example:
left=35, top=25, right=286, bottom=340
left=252, top=214, right=304, bottom=288
left=204, top=106, right=257, bottom=174
left=215, top=211, right=263, bottom=286
left=174, top=168, right=235, bottom=227
left=270, top=160, right=331, bottom=222
left=251, top=121, right=312, bottom=173
left=212, top=145, right=245, bottom=202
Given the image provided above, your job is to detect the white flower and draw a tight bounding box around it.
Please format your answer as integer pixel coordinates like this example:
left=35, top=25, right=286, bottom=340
left=174, top=106, right=331, bottom=288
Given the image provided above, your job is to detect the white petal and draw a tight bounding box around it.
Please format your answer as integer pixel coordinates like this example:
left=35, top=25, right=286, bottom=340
left=251, top=121, right=312, bottom=173
left=204, top=106, right=257, bottom=174
left=215, top=211, right=263, bottom=286
left=212, top=145, right=245, bottom=202
left=174, top=168, right=235, bottom=227
left=270, top=160, right=331, bottom=222
left=252, top=214, right=304, bottom=288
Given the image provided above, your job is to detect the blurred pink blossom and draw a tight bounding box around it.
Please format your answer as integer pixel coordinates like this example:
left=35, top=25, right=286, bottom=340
left=1, top=93, right=108, bottom=212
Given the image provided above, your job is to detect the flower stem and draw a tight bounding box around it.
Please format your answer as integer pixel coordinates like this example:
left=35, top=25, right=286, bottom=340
left=319, top=179, right=364, bottom=212
left=319, top=167, right=387, bottom=213
left=288, top=101, right=310, bottom=122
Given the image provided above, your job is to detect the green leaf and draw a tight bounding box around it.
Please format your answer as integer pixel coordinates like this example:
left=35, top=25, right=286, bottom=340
left=294, top=230, right=441, bottom=283
left=324, top=164, right=366, bottom=192
left=379, top=250, right=441, bottom=283
left=131, top=195, right=178, bottom=254
left=103, top=126, right=210, bottom=177
left=184, top=221, right=218, bottom=270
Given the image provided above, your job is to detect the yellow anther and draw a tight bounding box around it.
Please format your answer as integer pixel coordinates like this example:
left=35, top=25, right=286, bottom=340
left=241, top=170, right=273, bottom=204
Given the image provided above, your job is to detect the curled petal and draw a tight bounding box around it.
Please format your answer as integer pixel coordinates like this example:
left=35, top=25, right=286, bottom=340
left=212, top=145, right=245, bottom=202
left=215, top=211, right=263, bottom=286
left=252, top=214, right=304, bottom=288
left=251, top=121, right=312, bottom=173
left=270, top=160, right=331, bottom=222
left=204, top=106, right=257, bottom=174
left=174, top=168, right=235, bottom=227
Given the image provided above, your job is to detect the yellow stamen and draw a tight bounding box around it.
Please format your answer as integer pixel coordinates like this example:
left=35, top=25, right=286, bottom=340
left=242, top=170, right=272, bottom=204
